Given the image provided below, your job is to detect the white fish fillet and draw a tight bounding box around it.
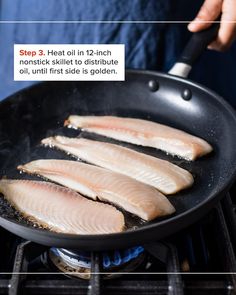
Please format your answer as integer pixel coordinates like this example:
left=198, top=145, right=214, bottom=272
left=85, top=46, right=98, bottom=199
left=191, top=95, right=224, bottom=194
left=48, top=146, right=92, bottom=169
left=65, top=115, right=213, bottom=160
left=18, top=160, right=176, bottom=221
left=0, top=179, right=124, bottom=234
left=42, top=136, right=193, bottom=194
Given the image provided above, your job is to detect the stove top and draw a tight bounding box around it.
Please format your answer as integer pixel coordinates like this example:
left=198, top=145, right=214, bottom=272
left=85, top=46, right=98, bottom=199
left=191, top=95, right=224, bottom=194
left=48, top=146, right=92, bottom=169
left=0, top=191, right=236, bottom=295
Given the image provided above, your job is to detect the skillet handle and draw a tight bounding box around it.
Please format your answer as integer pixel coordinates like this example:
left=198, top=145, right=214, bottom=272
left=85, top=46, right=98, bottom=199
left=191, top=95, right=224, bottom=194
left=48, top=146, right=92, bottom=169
left=168, top=22, right=220, bottom=78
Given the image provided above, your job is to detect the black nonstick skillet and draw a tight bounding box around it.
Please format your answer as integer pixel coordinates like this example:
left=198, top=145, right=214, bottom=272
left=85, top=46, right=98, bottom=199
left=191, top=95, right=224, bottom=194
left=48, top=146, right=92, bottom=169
left=0, top=24, right=236, bottom=250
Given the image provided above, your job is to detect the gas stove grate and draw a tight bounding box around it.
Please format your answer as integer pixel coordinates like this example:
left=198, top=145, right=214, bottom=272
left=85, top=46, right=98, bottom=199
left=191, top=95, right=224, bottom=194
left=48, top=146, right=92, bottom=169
left=0, top=194, right=236, bottom=295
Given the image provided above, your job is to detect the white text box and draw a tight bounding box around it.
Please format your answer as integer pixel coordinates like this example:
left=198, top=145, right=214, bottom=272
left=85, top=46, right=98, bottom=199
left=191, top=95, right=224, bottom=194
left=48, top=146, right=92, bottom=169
left=14, top=44, right=125, bottom=81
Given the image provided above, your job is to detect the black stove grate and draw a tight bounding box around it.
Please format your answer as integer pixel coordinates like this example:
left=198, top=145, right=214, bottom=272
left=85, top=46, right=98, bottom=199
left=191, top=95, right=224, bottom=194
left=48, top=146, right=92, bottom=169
left=0, top=193, right=236, bottom=295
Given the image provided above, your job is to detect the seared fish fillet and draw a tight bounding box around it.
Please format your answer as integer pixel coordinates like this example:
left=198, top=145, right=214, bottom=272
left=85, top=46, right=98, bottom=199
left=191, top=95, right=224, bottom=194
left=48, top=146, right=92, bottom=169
left=0, top=179, right=124, bottom=234
left=42, top=136, right=193, bottom=194
left=18, top=160, right=175, bottom=221
left=65, top=115, right=212, bottom=160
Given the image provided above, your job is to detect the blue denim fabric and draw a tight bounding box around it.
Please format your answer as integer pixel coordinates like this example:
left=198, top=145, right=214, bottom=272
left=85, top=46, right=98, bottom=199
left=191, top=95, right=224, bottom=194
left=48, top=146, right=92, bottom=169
left=0, top=0, right=236, bottom=106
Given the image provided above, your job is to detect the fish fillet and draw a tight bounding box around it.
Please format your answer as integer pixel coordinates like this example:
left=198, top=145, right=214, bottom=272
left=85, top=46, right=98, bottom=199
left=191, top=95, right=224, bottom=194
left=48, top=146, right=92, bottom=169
left=18, top=160, right=175, bottom=221
left=42, top=136, right=193, bottom=194
left=0, top=179, right=124, bottom=234
left=64, top=115, right=212, bottom=160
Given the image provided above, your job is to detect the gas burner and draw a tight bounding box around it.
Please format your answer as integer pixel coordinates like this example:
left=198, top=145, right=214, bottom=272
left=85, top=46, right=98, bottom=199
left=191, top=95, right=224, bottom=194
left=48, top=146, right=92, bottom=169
left=47, top=246, right=145, bottom=279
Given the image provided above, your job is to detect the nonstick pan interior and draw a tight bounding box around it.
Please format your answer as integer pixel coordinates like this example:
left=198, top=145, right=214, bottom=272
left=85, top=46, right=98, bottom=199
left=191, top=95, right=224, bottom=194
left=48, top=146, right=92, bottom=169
left=0, top=70, right=236, bottom=250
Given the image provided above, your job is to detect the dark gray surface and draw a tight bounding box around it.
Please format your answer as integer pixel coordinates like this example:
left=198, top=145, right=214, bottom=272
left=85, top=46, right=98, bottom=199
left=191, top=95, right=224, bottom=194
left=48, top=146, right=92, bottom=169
left=0, top=70, right=236, bottom=250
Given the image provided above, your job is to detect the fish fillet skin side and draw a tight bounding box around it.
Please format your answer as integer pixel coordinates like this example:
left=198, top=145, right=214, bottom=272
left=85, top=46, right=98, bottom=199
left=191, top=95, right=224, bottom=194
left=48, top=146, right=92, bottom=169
left=0, top=179, right=125, bottom=234
left=64, top=115, right=213, bottom=161
left=18, top=160, right=176, bottom=221
left=41, top=136, right=193, bottom=194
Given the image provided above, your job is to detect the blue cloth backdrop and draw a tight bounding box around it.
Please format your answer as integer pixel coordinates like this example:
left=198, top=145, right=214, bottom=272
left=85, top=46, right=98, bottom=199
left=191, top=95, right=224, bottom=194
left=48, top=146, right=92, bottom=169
left=0, top=0, right=236, bottom=106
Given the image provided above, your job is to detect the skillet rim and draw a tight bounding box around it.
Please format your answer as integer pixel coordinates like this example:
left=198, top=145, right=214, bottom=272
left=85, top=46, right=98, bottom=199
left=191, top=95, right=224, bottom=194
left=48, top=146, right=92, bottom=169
left=1, top=69, right=236, bottom=248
